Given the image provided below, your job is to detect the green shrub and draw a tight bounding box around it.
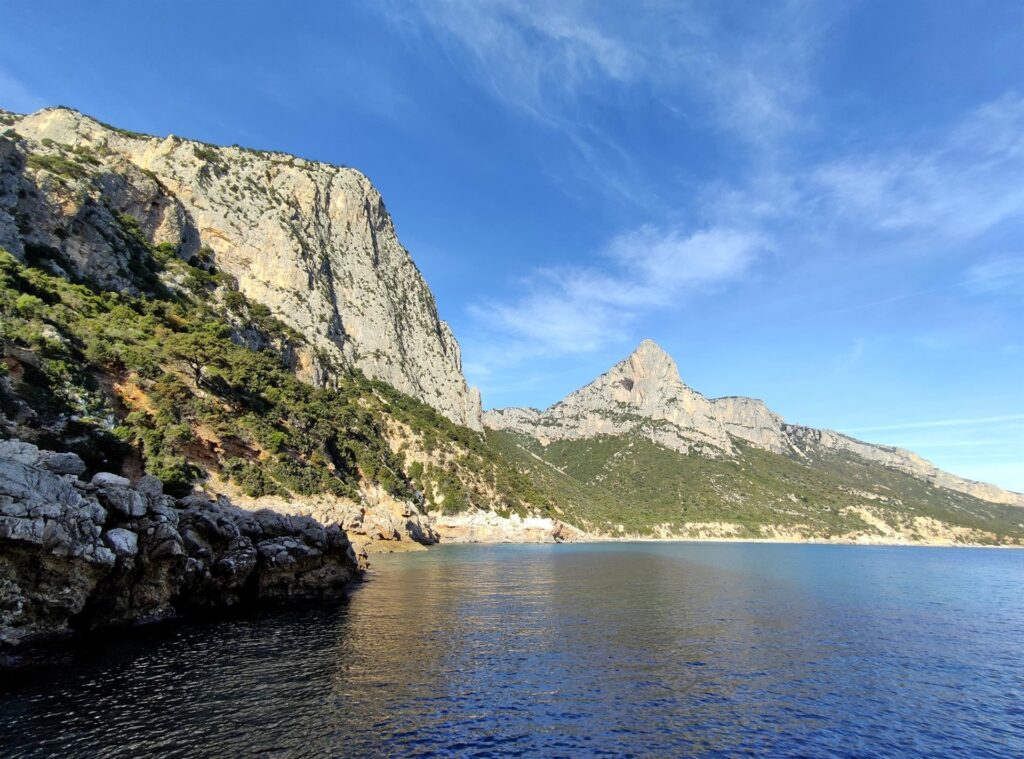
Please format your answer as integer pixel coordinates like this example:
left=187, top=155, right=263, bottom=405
left=27, top=153, right=88, bottom=180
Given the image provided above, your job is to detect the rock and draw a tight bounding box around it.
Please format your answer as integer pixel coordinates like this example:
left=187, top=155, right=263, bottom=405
left=97, top=486, right=147, bottom=518
left=104, top=528, right=139, bottom=557
left=3, top=106, right=483, bottom=431
left=0, top=515, right=45, bottom=544
left=0, top=440, right=361, bottom=648
left=0, top=440, right=39, bottom=465
left=91, top=472, right=131, bottom=489
left=430, top=511, right=569, bottom=544
left=134, top=475, right=164, bottom=500
left=36, top=451, right=86, bottom=476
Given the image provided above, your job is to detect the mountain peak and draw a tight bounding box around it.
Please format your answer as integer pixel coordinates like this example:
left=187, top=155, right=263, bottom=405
left=632, top=338, right=669, bottom=358
left=622, top=339, right=681, bottom=383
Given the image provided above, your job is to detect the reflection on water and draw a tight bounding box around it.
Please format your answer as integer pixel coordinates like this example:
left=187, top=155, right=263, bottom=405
left=2, top=543, right=1023, bottom=756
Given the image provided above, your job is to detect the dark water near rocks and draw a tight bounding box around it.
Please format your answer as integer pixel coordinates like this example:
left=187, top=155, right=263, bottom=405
left=2, top=542, right=1024, bottom=757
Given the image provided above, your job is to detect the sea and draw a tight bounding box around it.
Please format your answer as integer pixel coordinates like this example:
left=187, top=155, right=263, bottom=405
left=2, top=542, right=1023, bottom=757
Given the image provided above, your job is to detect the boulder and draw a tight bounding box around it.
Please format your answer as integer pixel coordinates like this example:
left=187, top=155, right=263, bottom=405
left=104, top=528, right=139, bottom=557
left=36, top=451, right=86, bottom=476
left=98, top=486, right=147, bottom=518
left=91, top=472, right=131, bottom=489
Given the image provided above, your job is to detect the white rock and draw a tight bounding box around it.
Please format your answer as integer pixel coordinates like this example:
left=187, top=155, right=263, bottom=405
left=91, top=472, right=131, bottom=489
left=103, top=528, right=139, bottom=557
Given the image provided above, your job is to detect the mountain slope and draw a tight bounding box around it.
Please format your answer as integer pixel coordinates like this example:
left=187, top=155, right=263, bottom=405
left=0, top=108, right=583, bottom=554
left=0, top=107, right=481, bottom=429
left=489, top=430, right=1024, bottom=544
left=0, top=243, right=572, bottom=552
left=485, top=340, right=1024, bottom=508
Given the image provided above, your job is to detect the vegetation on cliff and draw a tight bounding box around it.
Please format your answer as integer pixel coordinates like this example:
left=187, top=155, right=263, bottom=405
left=0, top=244, right=549, bottom=518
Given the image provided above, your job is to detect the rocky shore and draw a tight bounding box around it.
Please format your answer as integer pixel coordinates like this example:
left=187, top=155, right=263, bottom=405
left=429, top=511, right=583, bottom=544
left=0, top=441, right=360, bottom=648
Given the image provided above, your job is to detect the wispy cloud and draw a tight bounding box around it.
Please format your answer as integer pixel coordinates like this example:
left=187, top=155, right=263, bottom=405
left=467, top=224, right=765, bottom=363
left=830, top=338, right=866, bottom=374
left=963, top=257, right=1024, bottom=295
left=811, top=93, right=1024, bottom=240
left=381, top=1, right=830, bottom=202
left=844, top=414, right=1024, bottom=433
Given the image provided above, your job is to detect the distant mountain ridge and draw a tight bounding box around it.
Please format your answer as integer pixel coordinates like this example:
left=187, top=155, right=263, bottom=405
left=485, top=339, right=1024, bottom=508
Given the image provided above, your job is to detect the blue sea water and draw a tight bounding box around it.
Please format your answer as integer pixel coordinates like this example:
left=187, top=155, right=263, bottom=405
left=1, top=542, right=1023, bottom=757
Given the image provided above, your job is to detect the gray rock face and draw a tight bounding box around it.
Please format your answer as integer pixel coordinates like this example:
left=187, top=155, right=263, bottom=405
left=485, top=340, right=1024, bottom=508
left=0, top=441, right=360, bottom=647
left=103, top=528, right=138, bottom=557
left=0, top=107, right=482, bottom=430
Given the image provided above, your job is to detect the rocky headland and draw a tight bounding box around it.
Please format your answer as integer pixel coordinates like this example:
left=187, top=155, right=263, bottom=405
left=0, top=440, right=359, bottom=648
left=0, top=107, right=482, bottom=429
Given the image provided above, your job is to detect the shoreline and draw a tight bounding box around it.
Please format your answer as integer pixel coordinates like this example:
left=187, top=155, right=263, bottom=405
left=422, top=534, right=1024, bottom=550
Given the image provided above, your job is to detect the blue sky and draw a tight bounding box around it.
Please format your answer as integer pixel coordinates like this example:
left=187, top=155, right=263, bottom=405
left=2, top=1, right=1022, bottom=490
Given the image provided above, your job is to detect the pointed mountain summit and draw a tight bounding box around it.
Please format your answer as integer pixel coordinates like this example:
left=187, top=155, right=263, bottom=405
left=486, top=340, right=787, bottom=455
left=484, top=340, right=1024, bottom=508
left=627, top=338, right=681, bottom=379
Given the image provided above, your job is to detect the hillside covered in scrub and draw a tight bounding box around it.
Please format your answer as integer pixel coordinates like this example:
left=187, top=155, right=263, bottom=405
left=486, top=340, right=1024, bottom=545
left=0, top=247, right=554, bottom=521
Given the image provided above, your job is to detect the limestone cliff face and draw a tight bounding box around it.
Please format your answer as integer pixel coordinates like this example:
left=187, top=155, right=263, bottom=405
left=485, top=339, right=1024, bottom=508
left=0, top=107, right=482, bottom=430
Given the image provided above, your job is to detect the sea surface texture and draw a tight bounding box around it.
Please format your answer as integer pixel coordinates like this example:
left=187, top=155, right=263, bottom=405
left=2, top=543, right=1023, bottom=757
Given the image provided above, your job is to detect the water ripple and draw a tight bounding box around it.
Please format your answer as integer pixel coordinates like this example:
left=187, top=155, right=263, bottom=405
left=2, top=543, right=1023, bottom=757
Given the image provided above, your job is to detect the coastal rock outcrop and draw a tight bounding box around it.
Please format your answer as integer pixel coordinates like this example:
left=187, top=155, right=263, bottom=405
left=485, top=339, right=1024, bottom=508
left=0, top=107, right=482, bottom=429
left=227, top=483, right=440, bottom=559
left=0, top=440, right=359, bottom=647
left=429, top=511, right=583, bottom=544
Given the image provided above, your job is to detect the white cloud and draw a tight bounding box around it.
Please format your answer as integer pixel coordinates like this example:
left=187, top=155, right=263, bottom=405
left=812, top=93, right=1024, bottom=240
left=830, top=338, right=866, bottom=374
left=468, top=225, right=765, bottom=360
left=963, top=257, right=1024, bottom=295
left=384, top=0, right=638, bottom=123
left=381, top=1, right=830, bottom=202
left=843, top=414, right=1024, bottom=433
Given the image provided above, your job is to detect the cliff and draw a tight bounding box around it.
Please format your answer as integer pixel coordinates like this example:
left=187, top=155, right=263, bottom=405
left=0, top=107, right=481, bottom=429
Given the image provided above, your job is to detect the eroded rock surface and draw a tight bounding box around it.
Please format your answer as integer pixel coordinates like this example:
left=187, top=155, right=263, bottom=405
left=0, top=441, right=359, bottom=647
left=230, top=483, right=440, bottom=559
